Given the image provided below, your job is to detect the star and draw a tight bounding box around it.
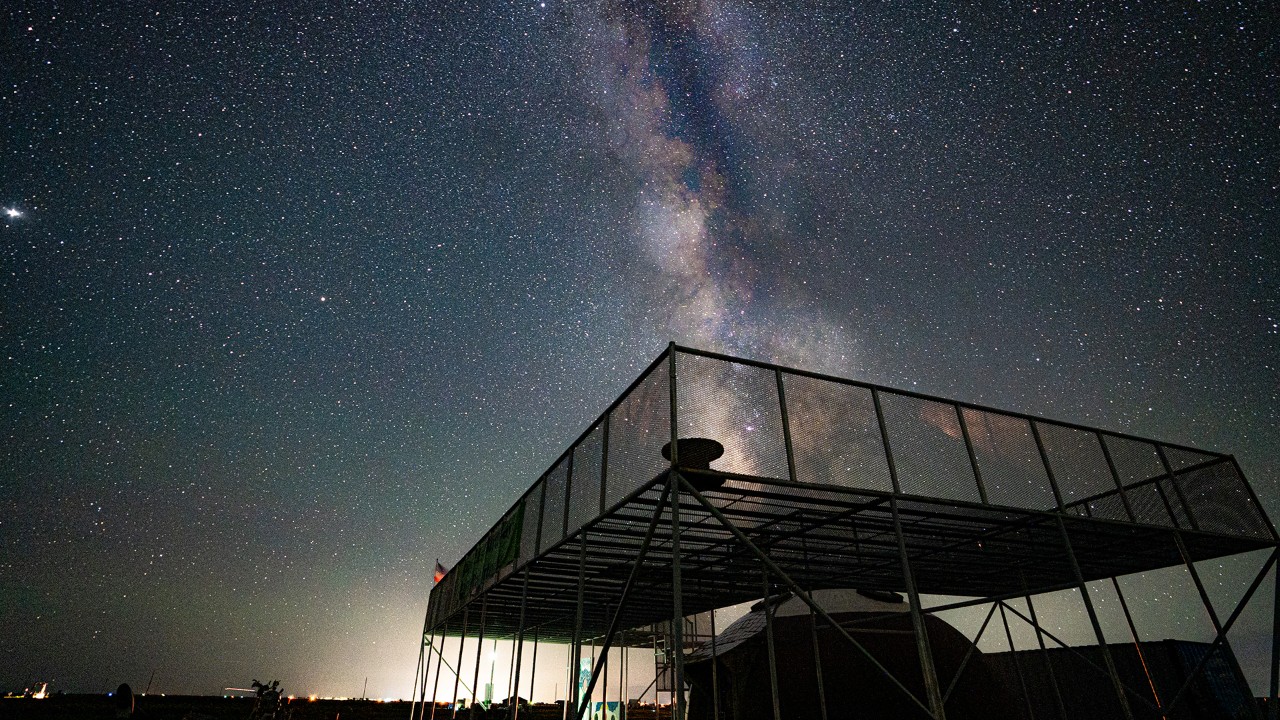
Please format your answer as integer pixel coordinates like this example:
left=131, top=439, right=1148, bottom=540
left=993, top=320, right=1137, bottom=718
left=4, top=207, right=21, bottom=219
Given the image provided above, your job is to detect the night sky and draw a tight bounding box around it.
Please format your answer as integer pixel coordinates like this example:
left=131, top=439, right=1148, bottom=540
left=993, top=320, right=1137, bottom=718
left=4, top=0, right=1277, bottom=701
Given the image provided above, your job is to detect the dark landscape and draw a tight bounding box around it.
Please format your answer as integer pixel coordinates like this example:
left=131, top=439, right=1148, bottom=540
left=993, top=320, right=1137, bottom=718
left=2, top=696, right=673, bottom=720
left=3, top=695, right=408, bottom=720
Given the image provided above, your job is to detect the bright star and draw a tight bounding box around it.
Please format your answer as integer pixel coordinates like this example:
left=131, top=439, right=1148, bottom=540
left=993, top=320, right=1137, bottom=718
left=4, top=208, right=21, bottom=219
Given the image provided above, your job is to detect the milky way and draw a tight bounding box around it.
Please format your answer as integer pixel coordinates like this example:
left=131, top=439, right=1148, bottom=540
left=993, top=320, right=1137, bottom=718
left=572, top=0, right=861, bottom=373
left=3, top=0, right=1276, bottom=699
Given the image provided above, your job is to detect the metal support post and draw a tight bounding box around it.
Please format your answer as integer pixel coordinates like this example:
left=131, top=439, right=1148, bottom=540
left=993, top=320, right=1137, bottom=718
left=892, top=493, right=946, bottom=719
left=955, top=406, right=988, bottom=504
left=873, top=389, right=946, bottom=720
left=506, top=638, right=516, bottom=715
left=1173, top=532, right=1225, bottom=632
left=762, top=573, right=782, bottom=720
left=528, top=628, right=540, bottom=706
left=775, top=369, right=797, bottom=483
left=1110, top=576, right=1163, bottom=715
left=510, top=565, right=532, bottom=720
left=808, top=604, right=829, bottom=720
left=666, top=343, right=685, bottom=720
left=417, top=627, right=437, bottom=720
left=1054, top=516, right=1135, bottom=720
left=652, top=629, right=660, bottom=707
left=711, top=602, right=721, bottom=717
left=1023, top=589, right=1068, bottom=720
left=413, top=626, right=427, bottom=720
left=452, top=609, right=470, bottom=720
left=587, top=638, right=596, bottom=714
left=430, top=622, right=448, bottom=720
left=569, top=533, right=588, bottom=720
left=471, top=596, right=489, bottom=714
left=669, top=472, right=687, bottom=720
left=1031, top=419, right=1133, bottom=720
left=710, top=607, right=721, bottom=720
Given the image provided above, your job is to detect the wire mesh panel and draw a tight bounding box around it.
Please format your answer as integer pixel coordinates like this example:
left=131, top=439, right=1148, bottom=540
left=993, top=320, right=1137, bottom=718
left=675, top=352, right=790, bottom=480
left=440, top=572, right=459, bottom=622
left=428, top=573, right=449, bottom=625
left=1156, top=473, right=1194, bottom=528
left=490, top=504, right=524, bottom=587
left=1163, top=446, right=1224, bottom=472
left=604, top=363, right=670, bottom=511
left=1177, top=460, right=1273, bottom=539
left=519, top=481, right=544, bottom=570
left=567, top=421, right=605, bottom=536
left=1104, top=434, right=1171, bottom=525
left=540, top=457, right=569, bottom=553
left=961, top=408, right=1055, bottom=510
left=1124, top=481, right=1177, bottom=528
left=1102, top=435, right=1165, bottom=487
left=1034, top=421, right=1128, bottom=520
left=781, top=372, right=893, bottom=492
left=878, top=391, right=981, bottom=502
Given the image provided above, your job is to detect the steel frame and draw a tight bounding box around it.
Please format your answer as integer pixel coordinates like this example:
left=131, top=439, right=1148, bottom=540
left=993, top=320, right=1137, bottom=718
left=410, top=345, right=1279, bottom=720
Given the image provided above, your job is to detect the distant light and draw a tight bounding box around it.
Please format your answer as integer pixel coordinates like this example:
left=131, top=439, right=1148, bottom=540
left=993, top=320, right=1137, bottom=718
left=4, top=208, right=21, bottom=219
left=309, top=695, right=318, bottom=702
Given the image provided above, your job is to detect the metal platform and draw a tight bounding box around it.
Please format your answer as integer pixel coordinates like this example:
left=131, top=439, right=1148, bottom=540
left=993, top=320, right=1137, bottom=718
left=412, top=345, right=1279, bottom=720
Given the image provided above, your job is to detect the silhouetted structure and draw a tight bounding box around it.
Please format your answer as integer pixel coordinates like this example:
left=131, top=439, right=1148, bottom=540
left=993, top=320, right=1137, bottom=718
left=250, top=679, right=285, bottom=720
left=410, top=345, right=1280, bottom=720
left=986, top=639, right=1255, bottom=720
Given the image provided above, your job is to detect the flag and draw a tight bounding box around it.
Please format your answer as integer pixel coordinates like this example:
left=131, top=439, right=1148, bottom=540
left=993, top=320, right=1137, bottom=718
left=433, top=560, right=448, bottom=583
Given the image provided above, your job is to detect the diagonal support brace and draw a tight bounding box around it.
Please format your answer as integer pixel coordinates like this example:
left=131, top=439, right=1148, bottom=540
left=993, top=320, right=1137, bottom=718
left=674, top=471, right=940, bottom=719
left=573, top=482, right=674, bottom=720
left=1164, top=548, right=1279, bottom=717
